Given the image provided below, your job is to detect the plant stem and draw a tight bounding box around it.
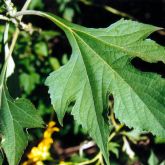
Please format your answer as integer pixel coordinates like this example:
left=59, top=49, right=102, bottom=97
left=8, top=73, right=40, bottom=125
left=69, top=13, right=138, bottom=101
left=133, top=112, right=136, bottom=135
left=0, top=15, right=10, bottom=21
left=0, top=23, right=10, bottom=106
left=108, top=123, right=124, bottom=142
left=4, top=23, right=10, bottom=60
left=110, top=108, right=118, bottom=129
left=79, top=0, right=133, bottom=19
left=19, top=0, right=32, bottom=18
left=9, top=0, right=32, bottom=52
left=14, top=10, right=69, bottom=31
left=108, top=132, right=116, bottom=142
left=79, top=152, right=102, bottom=165
left=0, top=0, right=32, bottom=107
left=1, top=0, right=32, bottom=78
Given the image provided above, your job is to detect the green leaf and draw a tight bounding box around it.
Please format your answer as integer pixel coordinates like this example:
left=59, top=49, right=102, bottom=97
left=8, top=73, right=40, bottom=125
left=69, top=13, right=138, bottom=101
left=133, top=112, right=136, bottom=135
left=0, top=85, right=43, bottom=165
left=29, top=0, right=44, bottom=10
left=41, top=30, right=60, bottom=40
left=108, top=142, right=120, bottom=158
left=34, top=41, right=48, bottom=57
left=70, top=154, right=89, bottom=163
left=19, top=72, right=40, bottom=94
left=62, top=54, right=69, bottom=65
left=148, top=151, right=159, bottom=165
left=155, top=136, right=165, bottom=144
left=49, top=57, right=61, bottom=70
left=42, top=13, right=165, bottom=164
left=0, top=153, right=3, bottom=165
left=63, top=7, right=74, bottom=21
left=159, top=161, right=165, bottom=165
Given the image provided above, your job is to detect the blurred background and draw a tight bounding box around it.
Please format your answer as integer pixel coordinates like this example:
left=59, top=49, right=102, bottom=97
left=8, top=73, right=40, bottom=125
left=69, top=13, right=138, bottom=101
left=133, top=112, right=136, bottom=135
left=0, top=0, right=165, bottom=164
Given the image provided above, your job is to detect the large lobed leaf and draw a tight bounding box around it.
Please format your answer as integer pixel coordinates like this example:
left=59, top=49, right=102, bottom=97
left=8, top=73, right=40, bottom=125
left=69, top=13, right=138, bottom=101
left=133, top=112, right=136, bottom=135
left=0, top=84, right=43, bottom=165
left=43, top=13, right=165, bottom=164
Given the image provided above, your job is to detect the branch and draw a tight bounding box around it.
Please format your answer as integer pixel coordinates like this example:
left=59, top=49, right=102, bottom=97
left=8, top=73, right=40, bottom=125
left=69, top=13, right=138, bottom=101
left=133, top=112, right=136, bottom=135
left=2, top=0, right=32, bottom=73
left=54, top=140, right=97, bottom=159
left=79, top=0, right=133, bottom=19
left=0, top=15, right=10, bottom=21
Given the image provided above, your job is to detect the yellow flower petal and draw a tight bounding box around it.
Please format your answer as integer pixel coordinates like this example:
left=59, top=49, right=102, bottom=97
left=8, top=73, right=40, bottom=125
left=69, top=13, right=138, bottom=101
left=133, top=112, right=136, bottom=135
left=36, top=161, right=44, bottom=165
left=22, top=121, right=60, bottom=165
left=52, top=127, right=60, bottom=132
left=48, top=121, right=56, bottom=128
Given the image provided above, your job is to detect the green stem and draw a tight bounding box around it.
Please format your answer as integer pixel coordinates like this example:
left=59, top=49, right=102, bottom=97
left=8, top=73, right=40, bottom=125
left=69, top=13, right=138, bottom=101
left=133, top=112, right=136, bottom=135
left=0, top=0, right=32, bottom=81
left=0, top=23, right=10, bottom=106
left=79, top=0, right=133, bottom=19
left=0, top=22, right=10, bottom=86
left=108, top=132, right=116, bottom=142
left=14, top=10, right=69, bottom=31
left=0, top=15, right=10, bottom=21
left=19, top=0, right=32, bottom=19
left=108, top=123, right=124, bottom=142
left=78, top=152, right=102, bottom=165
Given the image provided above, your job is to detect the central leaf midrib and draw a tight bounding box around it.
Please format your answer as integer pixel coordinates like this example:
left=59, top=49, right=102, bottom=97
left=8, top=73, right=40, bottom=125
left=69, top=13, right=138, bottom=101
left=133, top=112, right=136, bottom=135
left=72, top=31, right=165, bottom=133
left=71, top=33, right=108, bottom=156
left=3, top=89, right=16, bottom=164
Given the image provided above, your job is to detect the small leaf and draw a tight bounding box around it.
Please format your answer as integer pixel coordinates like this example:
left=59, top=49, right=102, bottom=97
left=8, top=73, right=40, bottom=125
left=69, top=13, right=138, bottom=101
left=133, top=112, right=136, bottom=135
left=62, top=54, right=69, bottom=65
left=41, top=30, right=60, bottom=40
left=34, top=41, right=48, bottom=57
left=148, top=151, right=159, bottom=165
left=49, top=57, right=61, bottom=70
left=108, top=142, right=120, bottom=158
left=70, top=154, right=89, bottom=163
left=29, top=0, right=44, bottom=10
left=155, top=136, right=165, bottom=144
left=159, top=160, right=165, bottom=165
left=19, top=72, right=40, bottom=94
left=0, top=153, right=3, bottom=165
left=63, top=7, right=74, bottom=21
left=0, top=85, right=43, bottom=165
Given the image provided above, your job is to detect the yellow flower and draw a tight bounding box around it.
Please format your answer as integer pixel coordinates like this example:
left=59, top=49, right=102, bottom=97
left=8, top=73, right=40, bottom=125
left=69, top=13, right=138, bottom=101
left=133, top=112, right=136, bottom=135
left=44, top=121, right=60, bottom=138
left=36, top=161, right=44, bottom=165
left=22, top=160, right=44, bottom=165
left=22, top=121, right=60, bottom=165
left=27, top=145, right=50, bottom=162
left=59, top=161, right=66, bottom=165
left=59, top=161, right=72, bottom=165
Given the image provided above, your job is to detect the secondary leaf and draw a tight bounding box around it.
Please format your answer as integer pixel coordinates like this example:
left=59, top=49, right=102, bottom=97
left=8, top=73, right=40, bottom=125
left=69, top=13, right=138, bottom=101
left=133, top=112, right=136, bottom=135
left=0, top=153, right=3, bottom=165
left=34, top=41, right=48, bottom=57
left=20, top=72, right=40, bottom=94
left=0, top=84, right=43, bottom=165
left=41, top=13, right=165, bottom=164
left=108, top=142, right=120, bottom=158
left=148, top=151, right=159, bottom=165
left=159, top=161, right=165, bottom=165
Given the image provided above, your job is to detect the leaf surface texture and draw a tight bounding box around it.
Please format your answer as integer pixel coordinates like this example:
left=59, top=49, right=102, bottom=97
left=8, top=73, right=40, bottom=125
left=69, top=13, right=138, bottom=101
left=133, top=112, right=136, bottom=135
left=42, top=14, right=165, bottom=164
